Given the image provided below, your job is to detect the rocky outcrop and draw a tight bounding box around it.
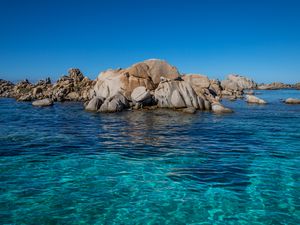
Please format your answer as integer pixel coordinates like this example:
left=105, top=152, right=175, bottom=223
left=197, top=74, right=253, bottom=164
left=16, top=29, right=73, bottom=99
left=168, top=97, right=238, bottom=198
left=154, top=79, right=208, bottom=110
left=293, top=83, right=300, bottom=90
left=221, top=74, right=257, bottom=98
left=0, top=79, right=15, bottom=97
left=84, top=96, right=104, bottom=111
left=32, top=98, right=53, bottom=106
left=258, top=82, right=292, bottom=90
left=245, top=95, right=267, bottom=104
left=284, top=98, right=300, bottom=104
left=92, top=59, right=180, bottom=101
left=52, top=69, right=94, bottom=101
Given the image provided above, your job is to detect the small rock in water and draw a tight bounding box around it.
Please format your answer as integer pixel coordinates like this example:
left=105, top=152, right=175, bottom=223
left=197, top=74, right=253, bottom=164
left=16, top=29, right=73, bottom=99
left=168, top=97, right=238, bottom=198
left=284, top=98, right=300, bottom=104
left=32, top=98, right=53, bottom=107
left=212, top=103, right=233, bottom=114
left=245, top=95, right=267, bottom=104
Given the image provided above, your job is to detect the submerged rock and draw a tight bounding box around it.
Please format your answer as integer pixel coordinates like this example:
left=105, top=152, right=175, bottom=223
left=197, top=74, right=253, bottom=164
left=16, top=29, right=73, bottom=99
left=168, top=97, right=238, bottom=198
left=32, top=98, right=53, bottom=106
left=245, top=95, right=267, bottom=104
left=284, top=98, right=300, bottom=104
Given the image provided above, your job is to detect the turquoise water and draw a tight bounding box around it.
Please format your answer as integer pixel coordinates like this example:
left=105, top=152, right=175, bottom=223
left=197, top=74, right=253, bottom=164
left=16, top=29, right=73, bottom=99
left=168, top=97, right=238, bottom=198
left=1, top=90, right=300, bottom=225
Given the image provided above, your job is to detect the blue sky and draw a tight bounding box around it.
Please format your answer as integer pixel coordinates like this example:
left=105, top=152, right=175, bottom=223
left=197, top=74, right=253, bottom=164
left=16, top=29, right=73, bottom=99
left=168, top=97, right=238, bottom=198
left=0, top=0, right=299, bottom=83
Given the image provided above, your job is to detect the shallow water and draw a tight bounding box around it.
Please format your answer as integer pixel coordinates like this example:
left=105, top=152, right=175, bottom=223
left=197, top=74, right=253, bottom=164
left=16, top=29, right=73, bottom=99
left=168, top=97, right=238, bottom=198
left=1, top=90, right=300, bottom=225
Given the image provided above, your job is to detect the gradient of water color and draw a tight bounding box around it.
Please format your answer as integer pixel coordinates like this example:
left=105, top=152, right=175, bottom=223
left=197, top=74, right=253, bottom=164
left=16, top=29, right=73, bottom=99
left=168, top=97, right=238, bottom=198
left=1, top=90, right=300, bottom=225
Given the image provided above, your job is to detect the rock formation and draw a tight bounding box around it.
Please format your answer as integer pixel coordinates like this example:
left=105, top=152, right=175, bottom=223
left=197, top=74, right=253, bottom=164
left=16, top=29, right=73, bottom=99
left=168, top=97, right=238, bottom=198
left=258, top=82, right=292, bottom=90
left=85, top=59, right=231, bottom=113
left=221, top=74, right=257, bottom=98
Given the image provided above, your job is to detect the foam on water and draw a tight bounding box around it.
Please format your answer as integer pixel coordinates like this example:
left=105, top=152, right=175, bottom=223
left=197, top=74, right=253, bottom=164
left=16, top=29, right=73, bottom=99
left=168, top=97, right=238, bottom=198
left=0, top=90, right=300, bottom=224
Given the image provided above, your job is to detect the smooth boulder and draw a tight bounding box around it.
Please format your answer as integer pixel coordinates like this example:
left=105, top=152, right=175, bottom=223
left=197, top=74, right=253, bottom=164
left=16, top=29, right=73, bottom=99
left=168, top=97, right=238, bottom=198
left=32, top=98, right=53, bottom=106
left=212, top=103, right=233, bottom=114
left=246, top=95, right=267, bottom=104
left=131, top=86, right=152, bottom=104
left=284, top=98, right=300, bottom=104
left=154, top=80, right=202, bottom=109
left=98, top=93, right=129, bottom=113
left=85, top=97, right=104, bottom=111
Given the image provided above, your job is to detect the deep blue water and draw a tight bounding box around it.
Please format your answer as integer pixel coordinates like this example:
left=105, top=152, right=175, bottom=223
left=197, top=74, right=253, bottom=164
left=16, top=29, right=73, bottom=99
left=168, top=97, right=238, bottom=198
left=1, top=90, right=300, bottom=225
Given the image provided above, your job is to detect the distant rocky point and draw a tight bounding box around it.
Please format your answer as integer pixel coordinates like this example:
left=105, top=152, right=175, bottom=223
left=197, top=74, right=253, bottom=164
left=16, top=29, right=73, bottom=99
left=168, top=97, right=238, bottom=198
left=1, top=59, right=299, bottom=113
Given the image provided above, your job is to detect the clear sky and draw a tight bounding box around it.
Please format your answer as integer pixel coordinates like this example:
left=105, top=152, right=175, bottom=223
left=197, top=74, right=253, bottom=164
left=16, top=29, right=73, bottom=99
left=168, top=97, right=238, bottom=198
left=0, top=0, right=299, bottom=83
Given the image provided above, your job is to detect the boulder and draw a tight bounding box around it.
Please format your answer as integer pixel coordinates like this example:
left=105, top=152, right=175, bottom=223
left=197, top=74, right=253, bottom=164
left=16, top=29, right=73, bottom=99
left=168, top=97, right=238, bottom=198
left=154, top=80, right=202, bottom=109
left=32, top=98, right=53, bottom=106
left=245, top=95, right=267, bottom=104
left=98, top=93, right=129, bottom=113
left=211, top=103, right=233, bottom=114
left=284, top=98, right=300, bottom=104
left=85, top=97, right=104, bottom=111
left=131, top=86, right=152, bottom=104
left=17, top=94, right=32, bottom=101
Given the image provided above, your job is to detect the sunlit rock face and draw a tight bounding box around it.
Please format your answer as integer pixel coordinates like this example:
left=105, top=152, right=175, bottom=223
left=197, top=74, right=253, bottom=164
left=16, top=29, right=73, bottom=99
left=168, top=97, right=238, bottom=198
left=92, top=59, right=180, bottom=100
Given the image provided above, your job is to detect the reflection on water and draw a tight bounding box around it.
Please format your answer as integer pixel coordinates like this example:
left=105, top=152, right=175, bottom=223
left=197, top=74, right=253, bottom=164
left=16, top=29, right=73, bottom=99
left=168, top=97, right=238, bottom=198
left=0, top=89, right=300, bottom=224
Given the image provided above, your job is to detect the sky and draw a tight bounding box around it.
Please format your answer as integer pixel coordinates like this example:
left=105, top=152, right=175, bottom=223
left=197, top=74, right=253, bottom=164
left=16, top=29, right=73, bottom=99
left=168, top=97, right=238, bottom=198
left=0, top=0, right=299, bottom=83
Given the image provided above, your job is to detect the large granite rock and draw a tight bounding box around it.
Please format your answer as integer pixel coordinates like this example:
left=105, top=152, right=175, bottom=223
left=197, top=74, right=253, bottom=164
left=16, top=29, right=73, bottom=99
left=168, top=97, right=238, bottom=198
left=154, top=79, right=205, bottom=109
left=92, top=59, right=180, bottom=100
left=245, top=95, right=267, bottom=104
left=98, top=93, right=129, bottom=113
left=85, top=96, right=104, bottom=111
left=131, top=86, right=152, bottom=105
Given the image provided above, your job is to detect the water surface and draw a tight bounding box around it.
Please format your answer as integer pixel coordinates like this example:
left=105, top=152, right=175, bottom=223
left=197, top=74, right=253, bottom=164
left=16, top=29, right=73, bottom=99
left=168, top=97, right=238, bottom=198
left=1, top=90, right=300, bottom=224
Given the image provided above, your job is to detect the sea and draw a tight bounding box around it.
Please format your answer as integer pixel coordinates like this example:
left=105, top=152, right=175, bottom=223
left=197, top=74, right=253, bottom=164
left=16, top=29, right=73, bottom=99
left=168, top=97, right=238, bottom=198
left=0, top=90, right=299, bottom=225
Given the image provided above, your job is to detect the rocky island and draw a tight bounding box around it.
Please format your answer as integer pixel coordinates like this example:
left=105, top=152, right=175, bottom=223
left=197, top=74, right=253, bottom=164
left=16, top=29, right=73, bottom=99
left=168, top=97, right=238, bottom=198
left=1, top=59, right=299, bottom=113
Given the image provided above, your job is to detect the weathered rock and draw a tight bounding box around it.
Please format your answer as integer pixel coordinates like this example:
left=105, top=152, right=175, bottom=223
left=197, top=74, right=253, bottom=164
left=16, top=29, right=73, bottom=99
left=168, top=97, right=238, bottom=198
left=92, top=59, right=180, bottom=100
left=182, top=107, right=197, bottom=114
left=154, top=80, right=202, bottom=109
left=211, top=103, right=233, bottom=114
left=85, top=97, right=104, bottom=111
left=0, top=79, right=15, bottom=97
left=17, top=94, right=32, bottom=101
left=32, top=98, right=53, bottom=106
left=245, top=95, right=267, bottom=104
left=183, top=74, right=210, bottom=90
left=52, top=68, right=94, bottom=102
left=284, top=98, right=300, bottom=104
left=98, top=93, right=129, bottom=113
left=131, top=86, right=152, bottom=104
left=222, top=74, right=257, bottom=91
